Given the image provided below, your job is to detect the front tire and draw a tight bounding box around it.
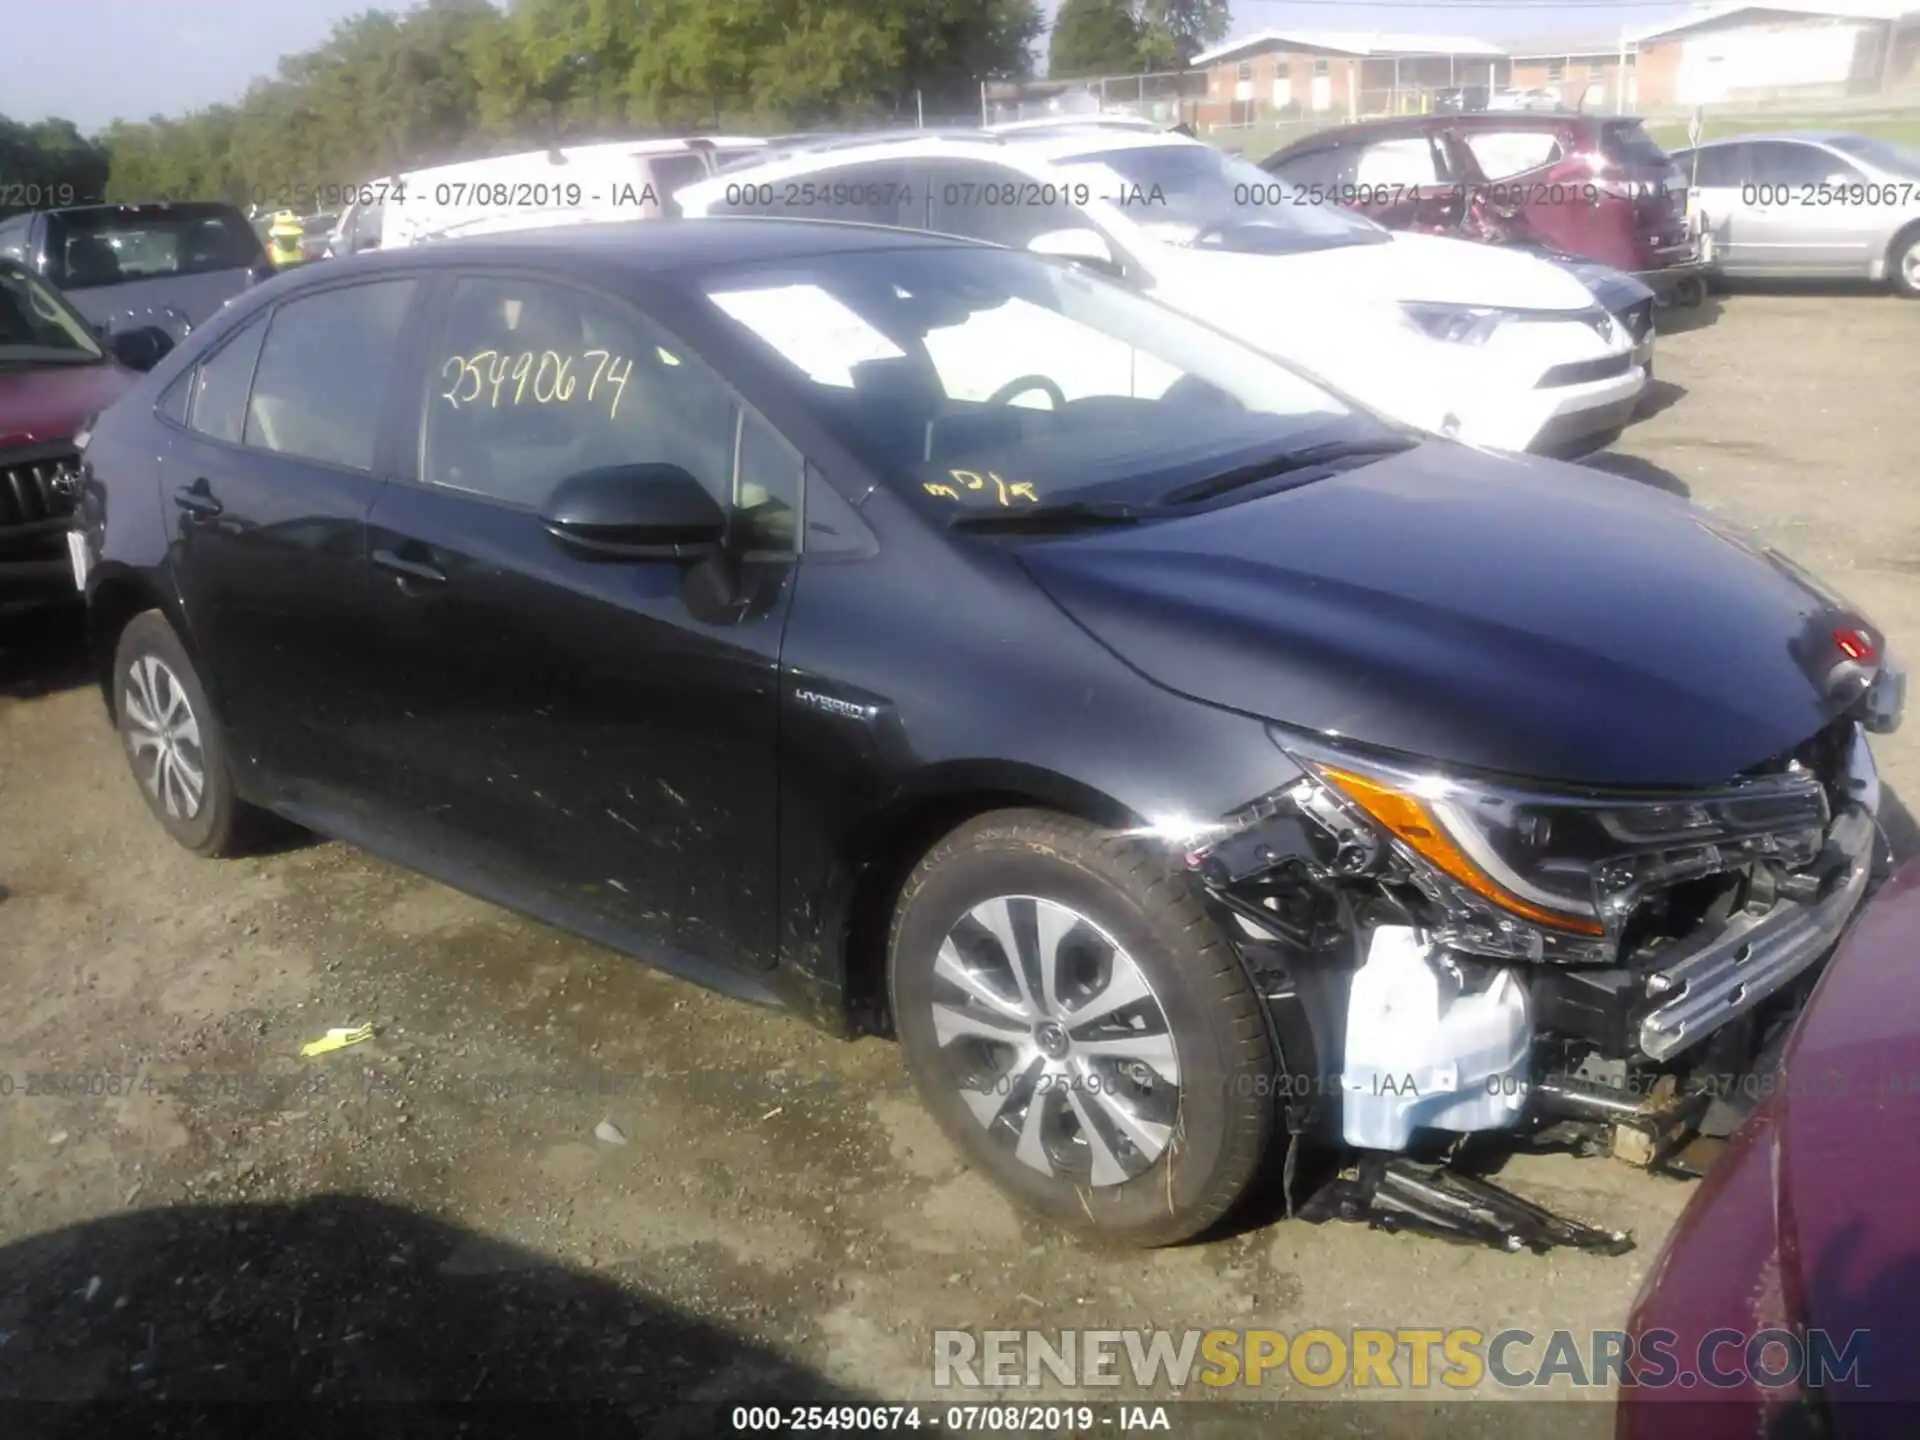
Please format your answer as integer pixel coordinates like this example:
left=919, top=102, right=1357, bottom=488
left=111, top=610, right=255, bottom=857
left=888, top=810, right=1279, bottom=1246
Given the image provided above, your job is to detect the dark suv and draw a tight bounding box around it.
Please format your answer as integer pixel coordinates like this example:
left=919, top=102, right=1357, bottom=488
left=1262, top=113, right=1705, bottom=301
left=0, top=202, right=271, bottom=331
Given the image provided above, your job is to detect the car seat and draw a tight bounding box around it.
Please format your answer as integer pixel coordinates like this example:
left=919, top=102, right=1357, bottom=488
left=63, top=236, right=123, bottom=288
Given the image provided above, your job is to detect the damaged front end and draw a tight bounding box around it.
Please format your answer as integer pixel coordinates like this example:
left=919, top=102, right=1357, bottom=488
left=1173, top=682, right=1899, bottom=1253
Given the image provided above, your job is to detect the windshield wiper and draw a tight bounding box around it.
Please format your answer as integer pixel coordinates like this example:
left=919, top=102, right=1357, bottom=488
left=1156, top=436, right=1418, bottom=508
left=948, top=500, right=1147, bottom=533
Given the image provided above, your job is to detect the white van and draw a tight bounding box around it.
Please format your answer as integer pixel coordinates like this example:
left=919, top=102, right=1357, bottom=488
left=361, top=137, right=766, bottom=251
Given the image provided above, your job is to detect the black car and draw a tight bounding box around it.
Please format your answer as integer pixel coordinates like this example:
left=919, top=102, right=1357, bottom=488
left=72, top=220, right=1902, bottom=1248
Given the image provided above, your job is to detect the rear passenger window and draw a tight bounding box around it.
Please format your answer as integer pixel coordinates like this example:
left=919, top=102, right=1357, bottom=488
left=924, top=160, right=1102, bottom=249
left=1356, top=139, right=1446, bottom=187
left=1462, top=131, right=1564, bottom=179
left=185, top=317, right=267, bottom=445
left=1269, top=149, right=1359, bottom=191
left=647, top=153, right=710, bottom=218
left=244, top=281, right=414, bottom=470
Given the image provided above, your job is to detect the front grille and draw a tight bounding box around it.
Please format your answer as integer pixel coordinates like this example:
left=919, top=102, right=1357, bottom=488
left=0, top=445, right=80, bottom=530
left=1537, top=353, right=1635, bottom=389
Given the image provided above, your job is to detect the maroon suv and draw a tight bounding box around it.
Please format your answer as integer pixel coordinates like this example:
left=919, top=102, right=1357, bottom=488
left=1261, top=112, right=1707, bottom=302
left=0, top=260, right=155, bottom=620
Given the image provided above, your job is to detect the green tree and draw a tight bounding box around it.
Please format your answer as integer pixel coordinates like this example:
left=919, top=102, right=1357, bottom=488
left=0, top=116, right=112, bottom=213
left=1136, top=0, right=1230, bottom=69
left=1048, top=0, right=1145, bottom=80
left=16, top=0, right=1049, bottom=213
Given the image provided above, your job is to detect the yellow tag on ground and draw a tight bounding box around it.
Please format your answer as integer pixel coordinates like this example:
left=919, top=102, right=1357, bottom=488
left=300, top=1025, right=375, bottom=1058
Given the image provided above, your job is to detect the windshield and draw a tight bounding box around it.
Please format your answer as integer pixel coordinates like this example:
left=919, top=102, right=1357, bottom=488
left=48, top=205, right=263, bottom=290
left=0, top=264, right=105, bottom=364
left=700, top=244, right=1386, bottom=516
left=1054, top=142, right=1391, bottom=254
left=1829, top=135, right=1920, bottom=179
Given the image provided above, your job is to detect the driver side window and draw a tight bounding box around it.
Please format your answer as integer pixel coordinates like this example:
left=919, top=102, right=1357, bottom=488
left=421, top=276, right=799, bottom=549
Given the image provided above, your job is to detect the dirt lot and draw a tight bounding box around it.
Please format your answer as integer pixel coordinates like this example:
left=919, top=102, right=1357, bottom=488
left=1, top=288, right=1916, bottom=1432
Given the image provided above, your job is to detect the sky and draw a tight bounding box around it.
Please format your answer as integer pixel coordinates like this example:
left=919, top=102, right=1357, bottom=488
left=8, top=0, right=1706, bottom=132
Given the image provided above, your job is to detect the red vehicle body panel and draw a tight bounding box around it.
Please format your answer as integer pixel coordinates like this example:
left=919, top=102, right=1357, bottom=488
left=1263, top=114, right=1700, bottom=288
left=1618, top=855, right=1920, bottom=1439
left=0, top=361, right=136, bottom=451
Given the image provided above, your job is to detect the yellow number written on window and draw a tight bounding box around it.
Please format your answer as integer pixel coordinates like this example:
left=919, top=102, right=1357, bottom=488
left=923, top=469, right=1039, bottom=506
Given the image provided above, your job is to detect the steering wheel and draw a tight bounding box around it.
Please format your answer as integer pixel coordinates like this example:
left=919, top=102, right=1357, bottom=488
left=985, top=374, right=1067, bottom=410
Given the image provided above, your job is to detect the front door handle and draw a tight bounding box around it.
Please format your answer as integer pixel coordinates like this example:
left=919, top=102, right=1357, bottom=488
left=371, top=547, right=448, bottom=588
left=173, top=480, right=222, bottom=519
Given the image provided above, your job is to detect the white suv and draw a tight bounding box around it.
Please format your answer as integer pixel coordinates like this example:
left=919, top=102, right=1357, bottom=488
left=675, top=128, right=1645, bottom=455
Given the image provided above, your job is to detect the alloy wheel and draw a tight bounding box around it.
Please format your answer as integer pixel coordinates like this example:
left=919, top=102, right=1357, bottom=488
left=1904, top=239, right=1920, bottom=291
left=123, top=654, right=206, bottom=821
left=929, top=895, right=1181, bottom=1187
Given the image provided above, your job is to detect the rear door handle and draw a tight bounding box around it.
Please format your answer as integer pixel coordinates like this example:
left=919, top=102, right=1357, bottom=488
left=371, top=547, right=448, bottom=587
left=173, top=481, right=222, bottom=519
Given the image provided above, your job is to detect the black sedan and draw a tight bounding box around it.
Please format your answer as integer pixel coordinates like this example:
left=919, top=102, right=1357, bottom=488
left=70, top=219, right=1901, bottom=1248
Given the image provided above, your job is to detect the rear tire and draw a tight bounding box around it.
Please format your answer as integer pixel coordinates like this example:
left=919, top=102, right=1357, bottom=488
left=111, top=610, right=258, bottom=857
left=1891, top=225, right=1920, bottom=299
left=888, top=809, right=1279, bottom=1247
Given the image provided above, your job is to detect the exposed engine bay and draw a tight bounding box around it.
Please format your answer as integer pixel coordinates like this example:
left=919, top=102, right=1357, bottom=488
left=1180, top=662, right=1903, bottom=1253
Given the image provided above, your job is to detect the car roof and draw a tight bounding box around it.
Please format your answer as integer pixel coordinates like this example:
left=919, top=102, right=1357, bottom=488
left=28, top=201, right=247, bottom=217
left=687, top=129, right=1198, bottom=195
left=1276, top=112, right=1620, bottom=152
left=286, top=215, right=984, bottom=279
left=1688, top=130, right=1855, bottom=148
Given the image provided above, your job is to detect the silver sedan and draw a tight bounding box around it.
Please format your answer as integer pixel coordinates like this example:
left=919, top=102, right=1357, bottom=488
left=1668, top=131, right=1920, bottom=297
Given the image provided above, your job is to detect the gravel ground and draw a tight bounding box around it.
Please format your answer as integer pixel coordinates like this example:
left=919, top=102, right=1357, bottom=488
left=1, top=286, right=1915, bottom=1434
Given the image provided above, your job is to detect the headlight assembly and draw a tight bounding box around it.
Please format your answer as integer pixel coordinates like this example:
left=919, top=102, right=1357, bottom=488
left=1187, top=732, right=1835, bottom=966
left=1400, top=302, right=1517, bottom=346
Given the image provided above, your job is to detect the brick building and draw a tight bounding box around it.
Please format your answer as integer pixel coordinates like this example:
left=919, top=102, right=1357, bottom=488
left=1627, top=2, right=1920, bottom=107
left=1190, top=31, right=1508, bottom=126
left=1505, top=40, right=1634, bottom=110
left=1185, top=7, right=1920, bottom=126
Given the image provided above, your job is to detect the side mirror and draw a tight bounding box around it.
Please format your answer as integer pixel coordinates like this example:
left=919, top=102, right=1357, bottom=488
left=108, top=325, right=174, bottom=372
left=247, top=260, right=278, bottom=284
left=1027, top=228, right=1123, bottom=278
left=541, top=463, right=727, bottom=560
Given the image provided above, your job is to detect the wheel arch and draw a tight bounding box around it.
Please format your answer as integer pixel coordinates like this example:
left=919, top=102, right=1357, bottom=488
left=85, top=568, right=178, bottom=717
left=833, top=761, right=1140, bottom=1035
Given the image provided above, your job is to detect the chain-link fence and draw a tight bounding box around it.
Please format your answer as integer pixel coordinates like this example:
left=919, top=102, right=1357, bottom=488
left=980, top=72, right=1210, bottom=127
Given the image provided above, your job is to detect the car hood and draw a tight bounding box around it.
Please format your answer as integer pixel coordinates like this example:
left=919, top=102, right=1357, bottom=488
left=0, top=361, right=136, bottom=450
left=1162, top=228, right=1601, bottom=313
left=1015, top=442, right=1867, bottom=788
left=1539, top=254, right=1656, bottom=314
left=1772, top=856, right=1920, bottom=1401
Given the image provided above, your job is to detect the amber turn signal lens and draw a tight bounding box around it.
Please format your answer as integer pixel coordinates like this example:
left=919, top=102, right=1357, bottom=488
left=1317, top=764, right=1607, bottom=937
